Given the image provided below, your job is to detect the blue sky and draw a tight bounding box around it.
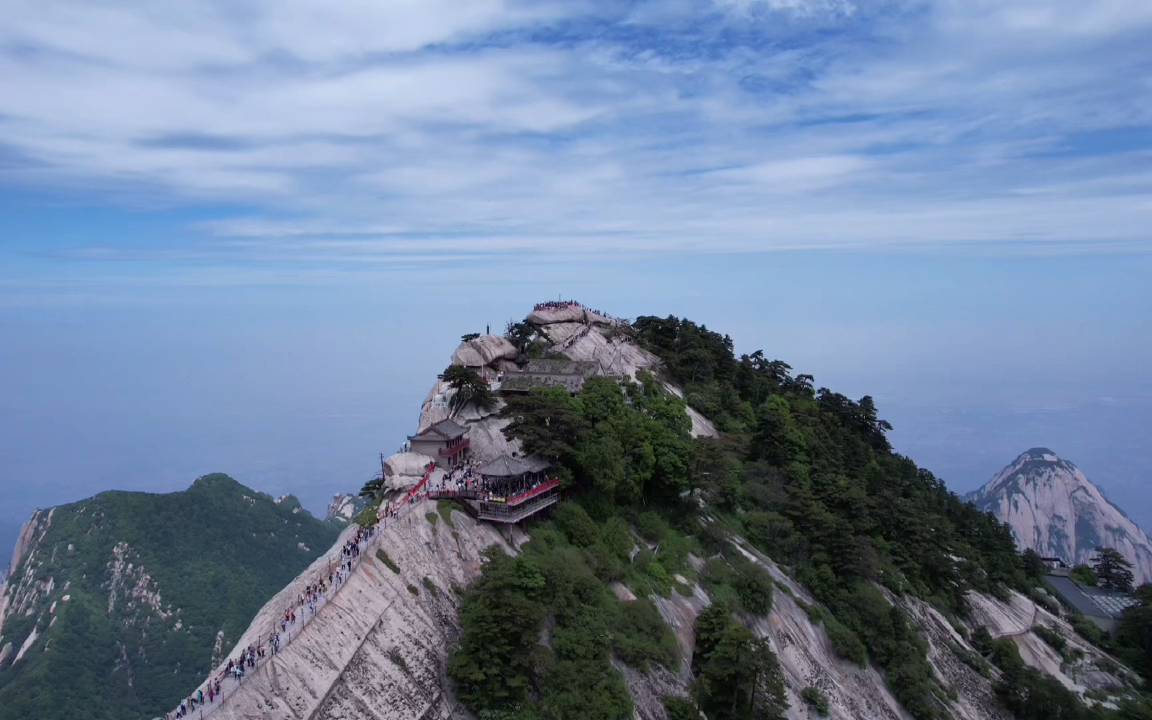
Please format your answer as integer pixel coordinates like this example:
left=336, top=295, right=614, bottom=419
left=1, top=0, right=1151, bottom=560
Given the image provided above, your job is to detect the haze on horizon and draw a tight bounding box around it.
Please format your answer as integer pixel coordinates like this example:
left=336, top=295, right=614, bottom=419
left=1, top=0, right=1150, bottom=562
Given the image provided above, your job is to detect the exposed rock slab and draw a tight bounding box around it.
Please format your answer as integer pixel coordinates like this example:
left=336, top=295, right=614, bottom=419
left=0, top=509, right=54, bottom=639
left=899, top=594, right=1011, bottom=720
left=382, top=453, right=437, bottom=491
left=965, top=590, right=1036, bottom=638
left=212, top=505, right=514, bottom=720
left=450, top=335, right=517, bottom=368
left=526, top=306, right=586, bottom=325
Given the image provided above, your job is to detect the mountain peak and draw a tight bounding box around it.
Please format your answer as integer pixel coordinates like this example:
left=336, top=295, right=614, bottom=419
left=970, top=449, right=1152, bottom=583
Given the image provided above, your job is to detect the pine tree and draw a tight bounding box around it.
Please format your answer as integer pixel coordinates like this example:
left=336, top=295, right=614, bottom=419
left=1092, top=547, right=1135, bottom=591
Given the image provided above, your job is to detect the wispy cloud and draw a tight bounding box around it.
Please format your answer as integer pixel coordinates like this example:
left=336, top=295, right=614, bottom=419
left=1, top=0, right=1151, bottom=282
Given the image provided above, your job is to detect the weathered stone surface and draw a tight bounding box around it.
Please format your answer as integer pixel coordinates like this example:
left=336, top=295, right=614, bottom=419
left=526, top=306, right=586, bottom=325
left=211, top=505, right=515, bottom=720
left=450, top=335, right=517, bottom=368
left=899, top=594, right=1010, bottom=720
left=1011, top=600, right=1140, bottom=693
left=615, top=661, right=689, bottom=720
left=326, top=495, right=360, bottom=524
left=459, top=415, right=521, bottom=462
left=382, top=452, right=437, bottom=490
left=966, top=590, right=1036, bottom=638
left=560, top=324, right=661, bottom=380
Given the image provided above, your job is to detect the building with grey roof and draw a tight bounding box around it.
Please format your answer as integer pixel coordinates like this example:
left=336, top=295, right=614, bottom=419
left=1046, top=574, right=1138, bottom=631
left=407, top=419, right=470, bottom=468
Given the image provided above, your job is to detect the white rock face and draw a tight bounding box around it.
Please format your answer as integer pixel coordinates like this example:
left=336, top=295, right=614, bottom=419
left=650, top=538, right=1011, bottom=720
left=326, top=494, right=359, bottom=523
left=450, top=334, right=517, bottom=368
left=968, top=448, right=1152, bottom=583
left=560, top=324, right=661, bottom=380
left=207, top=504, right=519, bottom=720
left=526, top=305, right=587, bottom=325
left=381, top=452, right=437, bottom=490
left=661, top=382, right=719, bottom=439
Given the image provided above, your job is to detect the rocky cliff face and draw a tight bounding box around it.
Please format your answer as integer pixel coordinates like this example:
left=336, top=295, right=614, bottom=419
left=326, top=493, right=365, bottom=525
left=967, top=448, right=1152, bottom=583
left=210, top=508, right=522, bottom=720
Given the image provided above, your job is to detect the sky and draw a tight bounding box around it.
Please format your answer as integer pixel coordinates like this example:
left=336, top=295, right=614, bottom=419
left=1, top=0, right=1151, bottom=564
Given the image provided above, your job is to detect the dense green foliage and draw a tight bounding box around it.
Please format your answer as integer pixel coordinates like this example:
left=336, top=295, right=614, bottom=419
left=663, top=695, right=701, bottom=720
left=1092, top=548, right=1135, bottom=592
left=802, top=685, right=830, bottom=716
left=1116, top=585, right=1152, bottom=686
left=1071, top=565, right=1100, bottom=587
left=456, top=313, right=1126, bottom=720
left=500, top=373, right=693, bottom=511
left=690, top=600, right=788, bottom=720
left=449, top=517, right=682, bottom=720
left=972, top=628, right=1103, bottom=720
left=630, top=315, right=1031, bottom=719
left=441, top=363, right=496, bottom=412
left=0, top=474, right=340, bottom=720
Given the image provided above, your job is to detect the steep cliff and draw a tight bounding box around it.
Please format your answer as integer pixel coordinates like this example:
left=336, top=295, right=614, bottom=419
left=209, top=507, right=521, bottom=720
left=967, top=448, right=1152, bottom=583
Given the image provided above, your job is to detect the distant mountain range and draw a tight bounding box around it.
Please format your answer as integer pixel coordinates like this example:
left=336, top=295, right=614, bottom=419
left=966, top=447, right=1152, bottom=584
left=0, top=474, right=341, bottom=720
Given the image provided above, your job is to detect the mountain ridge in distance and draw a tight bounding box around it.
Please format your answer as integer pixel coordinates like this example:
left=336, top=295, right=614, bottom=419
left=0, top=472, right=342, bottom=720
left=966, top=447, right=1152, bottom=583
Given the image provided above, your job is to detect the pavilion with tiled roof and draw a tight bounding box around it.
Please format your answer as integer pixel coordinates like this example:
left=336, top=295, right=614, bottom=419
left=462, top=452, right=560, bottom=523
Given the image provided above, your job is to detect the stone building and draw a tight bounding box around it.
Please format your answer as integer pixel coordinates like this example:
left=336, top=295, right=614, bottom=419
left=406, top=419, right=470, bottom=468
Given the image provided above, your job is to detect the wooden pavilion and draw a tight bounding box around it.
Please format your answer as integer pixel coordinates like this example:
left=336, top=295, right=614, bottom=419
left=429, top=452, right=560, bottom=524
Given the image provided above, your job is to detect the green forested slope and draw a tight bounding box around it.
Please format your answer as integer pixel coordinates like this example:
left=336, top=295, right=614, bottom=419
left=447, top=315, right=1134, bottom=720
left=0, top=474, right=340, bottom=720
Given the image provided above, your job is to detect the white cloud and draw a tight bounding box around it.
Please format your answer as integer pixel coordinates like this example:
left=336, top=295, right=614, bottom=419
left=1, top=0, right=1151, bottom=281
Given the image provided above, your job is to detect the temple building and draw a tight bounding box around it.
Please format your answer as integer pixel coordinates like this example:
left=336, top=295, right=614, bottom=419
left=473, top=453, right=560, bottom=523
left=406, top=419, right=470, bottom=468
left=498, top=358, right=609, bottom=395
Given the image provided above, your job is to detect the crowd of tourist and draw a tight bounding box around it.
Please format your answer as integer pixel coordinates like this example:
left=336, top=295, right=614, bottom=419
left=425, top=459, right=555, bottom=505
left=533, top=300, right=582, bottom=311
left=163, top=525, right=378, bottom=720
left=532, top=299, right=623, bottom=325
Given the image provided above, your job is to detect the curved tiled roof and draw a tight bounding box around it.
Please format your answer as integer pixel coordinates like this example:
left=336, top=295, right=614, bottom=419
left=477, top=453, right=550, bottom=477
left=408, top=418, right=468, bottom=441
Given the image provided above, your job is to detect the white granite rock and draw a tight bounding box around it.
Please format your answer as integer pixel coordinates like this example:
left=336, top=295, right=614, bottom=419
left=526, top=305, right=586, bottom=325
left=208, top=506, right=520, bottom=720
left=450, top=335, right=517, bottom=368
left=382, top=452, right=437, bottom=490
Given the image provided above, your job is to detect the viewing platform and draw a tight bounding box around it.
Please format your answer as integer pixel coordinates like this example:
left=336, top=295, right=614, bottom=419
left=429, top=480, right=561, bottom=524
